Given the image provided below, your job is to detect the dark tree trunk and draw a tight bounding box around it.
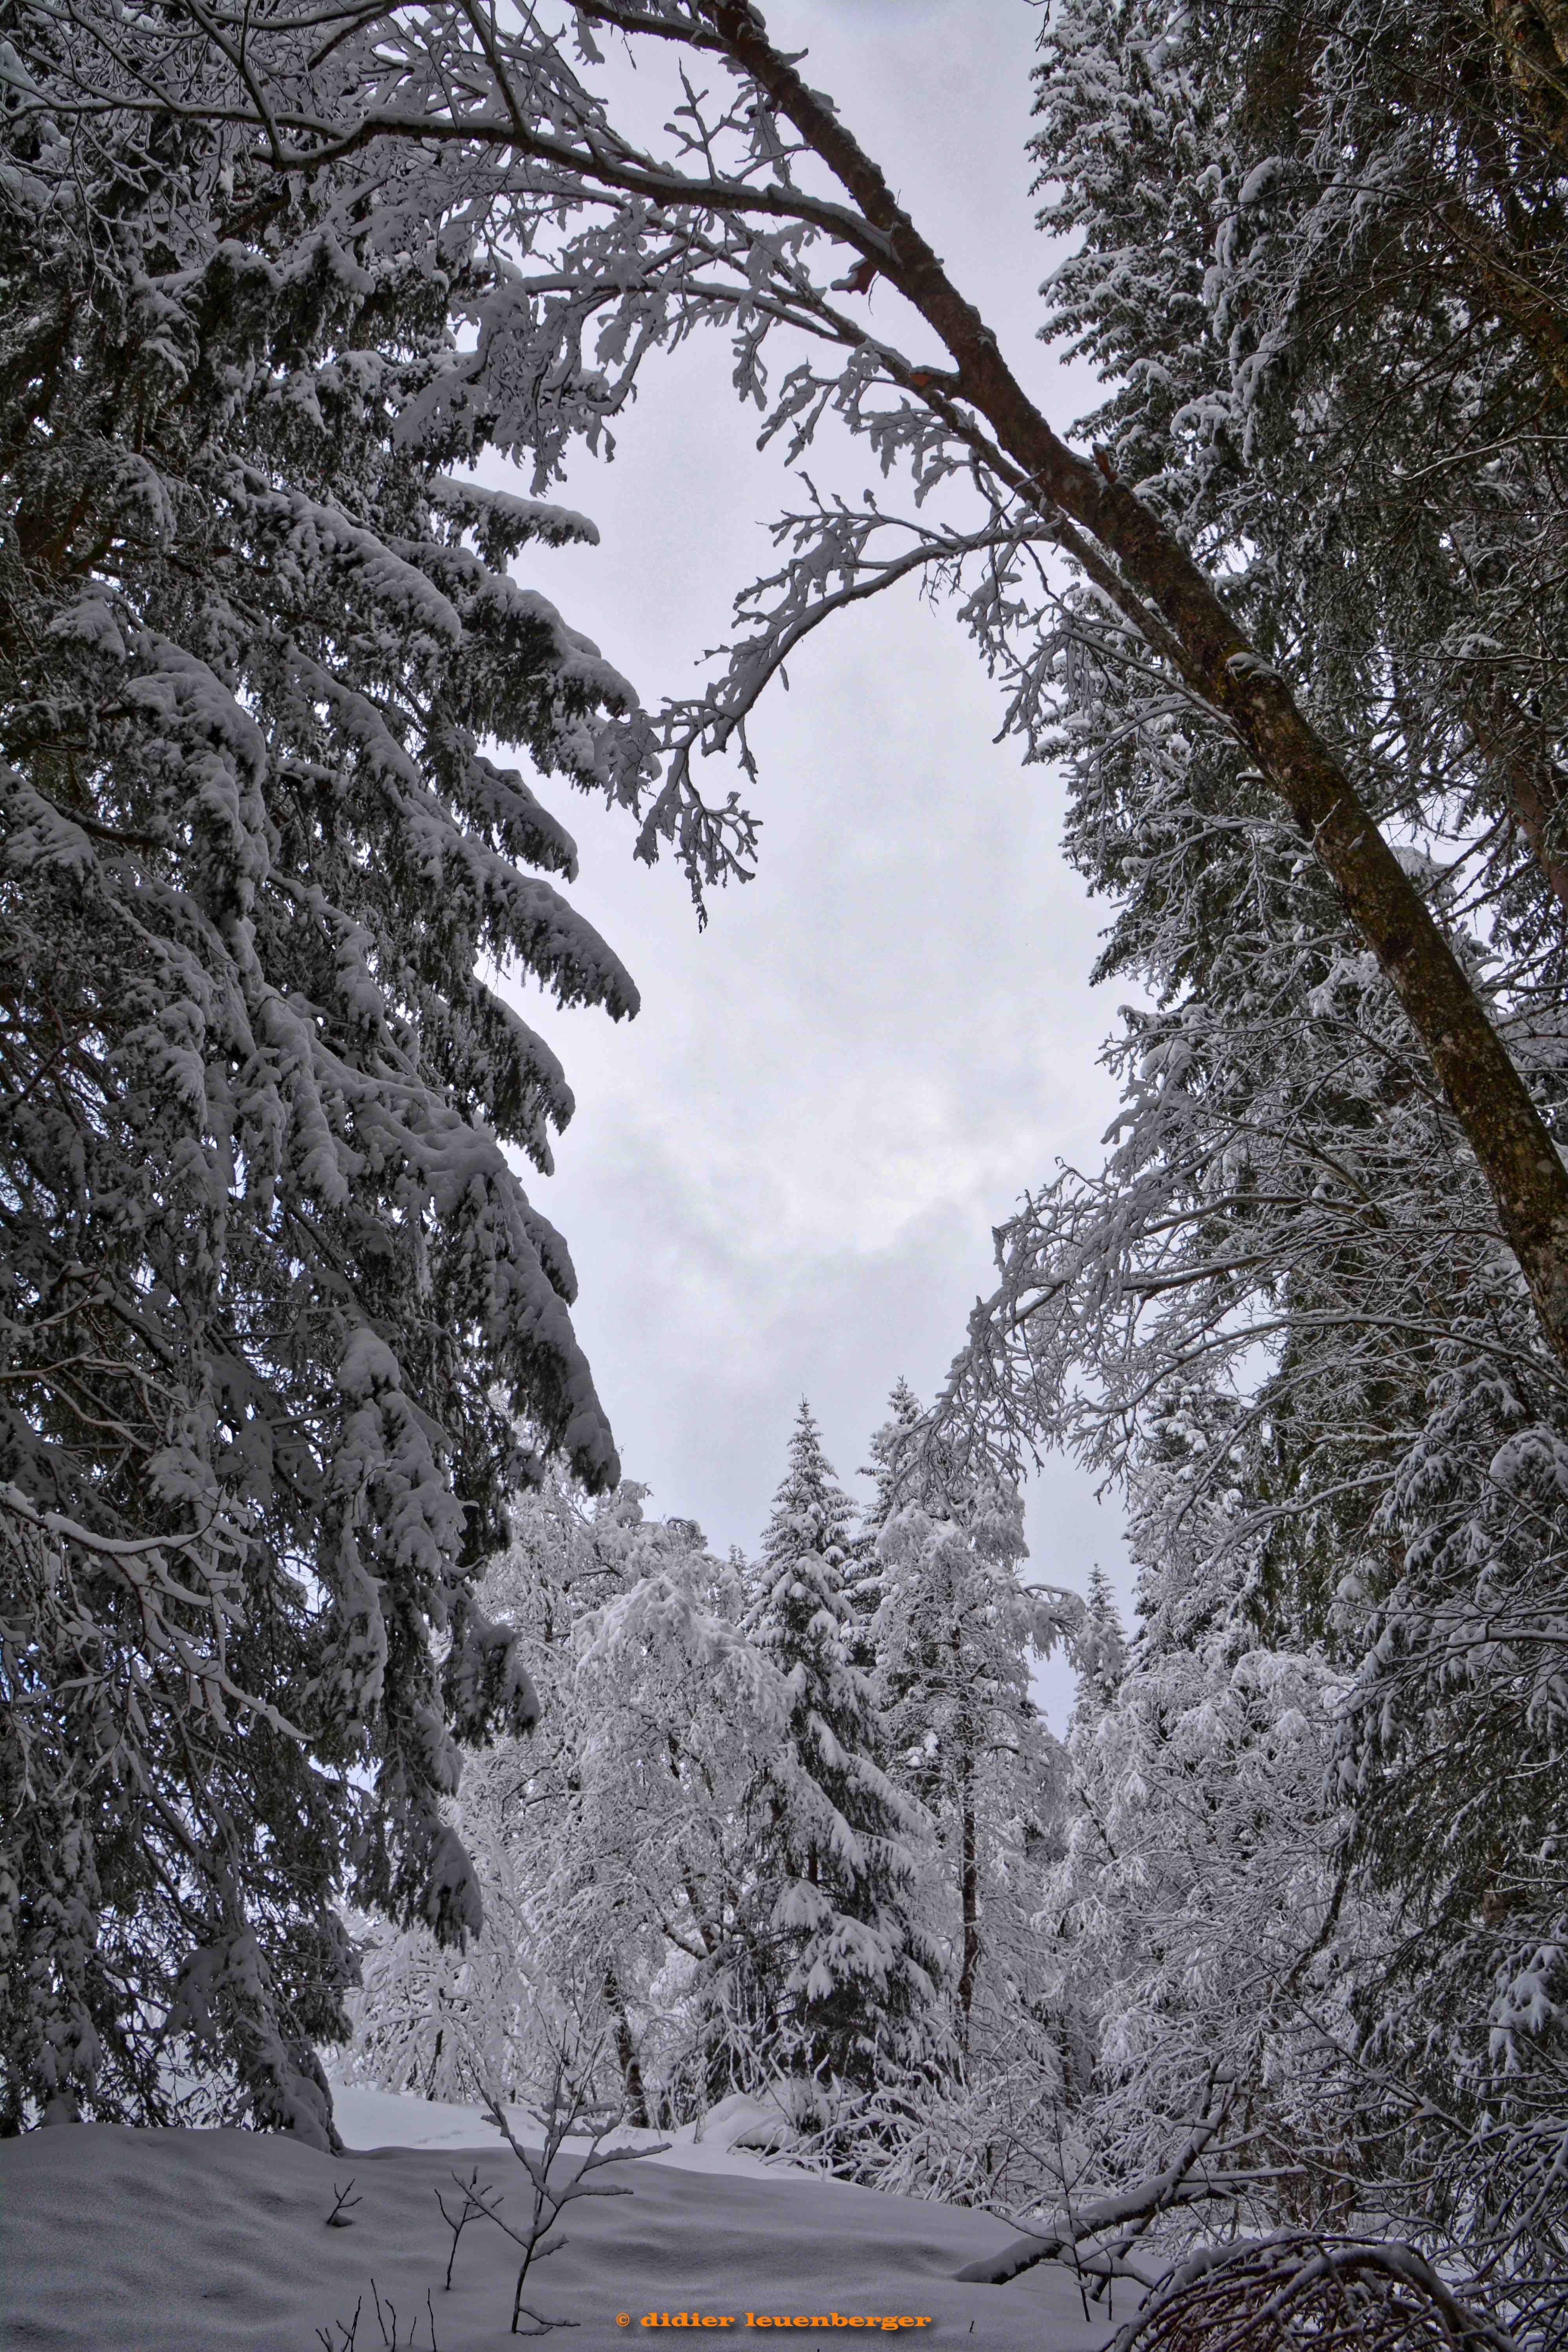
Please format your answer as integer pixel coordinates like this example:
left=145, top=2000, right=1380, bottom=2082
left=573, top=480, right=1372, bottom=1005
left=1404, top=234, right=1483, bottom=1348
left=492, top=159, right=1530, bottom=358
left=1491, top=0, right=1568, bottom=156
left=603, top=1963, right=650, bottom=2129
left=957, top=1788, right=979, bottom=2053
left=1463, top=678, right=1568, bottom=917
left=951, top=1629, right=980, bottom=2053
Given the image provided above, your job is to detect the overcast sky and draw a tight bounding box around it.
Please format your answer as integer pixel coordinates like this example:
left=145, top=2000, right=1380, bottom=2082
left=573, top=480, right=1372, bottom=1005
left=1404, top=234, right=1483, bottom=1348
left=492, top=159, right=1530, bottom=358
left=501, top=0, right=1132, bottom=1723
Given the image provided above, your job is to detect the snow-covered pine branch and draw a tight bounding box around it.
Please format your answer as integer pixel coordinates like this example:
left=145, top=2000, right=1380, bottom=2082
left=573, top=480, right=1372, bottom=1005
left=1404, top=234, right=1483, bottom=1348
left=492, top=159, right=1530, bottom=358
left=29, top=0, right=1568, bottom=1368
left=0, top=21, right=660, bottom=2142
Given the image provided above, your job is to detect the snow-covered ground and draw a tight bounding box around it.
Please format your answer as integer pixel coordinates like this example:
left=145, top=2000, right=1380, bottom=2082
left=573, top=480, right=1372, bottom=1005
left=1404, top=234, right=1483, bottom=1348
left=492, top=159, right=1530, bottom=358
left=325, top=2084, right=815, bottom=2182
left=1, top=2086, right=1120, bottom=2351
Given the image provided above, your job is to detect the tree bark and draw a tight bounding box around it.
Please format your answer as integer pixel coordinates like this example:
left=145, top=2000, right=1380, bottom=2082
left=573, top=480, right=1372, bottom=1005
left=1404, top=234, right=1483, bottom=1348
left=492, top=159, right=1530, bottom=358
left=603, top=1963, right=650, bottom=2129
left=1491, top=0, right=1568, bottom=158
left=706, top=0, right=1568, bottom=1376
left=1462, top=677, right=1568, bottom=916
left=957, top=1789, right=979, bottom=2053
left=952, top=1629, right=980, bottom=2054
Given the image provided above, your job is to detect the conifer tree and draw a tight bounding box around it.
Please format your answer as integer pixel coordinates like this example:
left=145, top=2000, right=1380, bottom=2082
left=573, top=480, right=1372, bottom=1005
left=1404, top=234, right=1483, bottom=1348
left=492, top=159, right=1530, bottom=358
left=739, top=1403, right=941, bottom=2087
left=1075, top=1568, right=1129, bottom=1724
left=844, top=1378, right=923, bottom=1674
left=866, top=1381, right=924, bottom=1526
left=876, top=1470, right=1063, bottom=2057
left=0, top=25, right=655, bottom=2141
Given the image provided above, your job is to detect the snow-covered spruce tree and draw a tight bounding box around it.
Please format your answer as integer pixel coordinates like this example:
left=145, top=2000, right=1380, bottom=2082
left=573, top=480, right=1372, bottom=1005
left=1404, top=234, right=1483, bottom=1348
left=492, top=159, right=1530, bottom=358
left=0, top=32, right=657, bottom=2141
left=1033, top=0, right=1568, bottom=943
left=934, top=662, right=1568, bottom=2296
left=842, top=1457, right=1079, bottom=2212
left=913, top=2, right=1568, bottom=2302
left=938, top=15, right=1568, bottom=2252
left=841, top=1377, right=924, bottom=1677
left=1075, top=1566, right=1129, bottom=1722
left=738, top=1403, right=942, bottom=2092
left=874, top=1456, right=1065, bottom=2060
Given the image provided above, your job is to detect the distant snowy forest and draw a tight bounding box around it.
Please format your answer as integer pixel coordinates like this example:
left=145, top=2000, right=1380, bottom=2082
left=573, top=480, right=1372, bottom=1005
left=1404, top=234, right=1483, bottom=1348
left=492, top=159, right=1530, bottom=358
left=3, top=0, right=1566, bottom=2346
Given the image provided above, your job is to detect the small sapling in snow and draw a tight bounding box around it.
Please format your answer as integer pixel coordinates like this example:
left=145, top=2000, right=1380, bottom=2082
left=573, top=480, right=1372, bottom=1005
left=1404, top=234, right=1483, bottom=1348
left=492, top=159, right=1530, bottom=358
left=433, top=2165, right=497, bottom=2291
left=480, top=2046, right=668, bottom=2336
left=432, top=2035, right=668, bottom=2335
left=326, top=2180, right=363, bottom=2229
left=314, top=2294, right=361, bottom=2351
left=314, top=2278, right=441, bottom=2351
left=369, top=2278, right=439, bottom=2350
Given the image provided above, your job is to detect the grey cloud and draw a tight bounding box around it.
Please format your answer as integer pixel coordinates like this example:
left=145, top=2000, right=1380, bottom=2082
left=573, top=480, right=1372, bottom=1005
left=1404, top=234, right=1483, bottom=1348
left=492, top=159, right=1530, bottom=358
left=496, top=2, right=1136, bottom=1714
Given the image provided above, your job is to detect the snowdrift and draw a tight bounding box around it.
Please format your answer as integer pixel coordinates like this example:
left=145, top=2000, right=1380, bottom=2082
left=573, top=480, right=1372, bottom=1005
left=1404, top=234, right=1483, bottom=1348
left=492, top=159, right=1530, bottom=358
left=0, top=2107, right=1117, bottom=2351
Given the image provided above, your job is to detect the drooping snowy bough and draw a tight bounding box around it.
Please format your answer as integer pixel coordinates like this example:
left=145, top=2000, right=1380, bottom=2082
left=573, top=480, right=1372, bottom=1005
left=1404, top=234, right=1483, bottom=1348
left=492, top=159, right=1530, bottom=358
left=0, top=9, right=661, bottom=2140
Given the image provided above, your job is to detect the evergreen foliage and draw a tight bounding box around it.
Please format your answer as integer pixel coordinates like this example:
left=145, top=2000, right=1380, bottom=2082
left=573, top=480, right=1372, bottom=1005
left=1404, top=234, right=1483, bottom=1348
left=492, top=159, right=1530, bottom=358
left=0, top=16, right=655, bottom=2141
left=875, top=1458, right=1065, bottom=2057
left=842, top=1378, right=923, bottom=1675
left=928, top=8, right=1568, bottom=2301
left=1074, top=1567, right=1129, bottom=1721
left=28, top=0, right=1568, bottom=1372
left=740, top=1403, right=941, bottom=2087
left=9, top=1, right=1568, bottom=2326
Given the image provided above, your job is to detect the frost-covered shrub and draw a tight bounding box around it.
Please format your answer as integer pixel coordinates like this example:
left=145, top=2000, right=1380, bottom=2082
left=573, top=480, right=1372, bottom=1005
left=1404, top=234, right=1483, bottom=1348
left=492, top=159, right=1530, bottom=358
left=1037, top=1384, right=1361, bottom=2243
left=344, top=1479, right=782, bottom=2120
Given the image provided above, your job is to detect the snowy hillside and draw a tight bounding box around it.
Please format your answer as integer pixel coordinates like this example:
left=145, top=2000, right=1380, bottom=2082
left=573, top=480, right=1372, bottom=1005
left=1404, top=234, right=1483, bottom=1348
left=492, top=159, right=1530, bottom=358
left=0, top=2096, right=1118, bottom=2352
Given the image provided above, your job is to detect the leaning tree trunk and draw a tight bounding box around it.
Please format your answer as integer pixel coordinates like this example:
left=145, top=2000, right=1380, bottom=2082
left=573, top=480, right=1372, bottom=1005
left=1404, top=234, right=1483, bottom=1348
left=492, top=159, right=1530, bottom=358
left=708, top=0, right=1568, bottom=1377
left=1492, top=0, right=1568, bottom=158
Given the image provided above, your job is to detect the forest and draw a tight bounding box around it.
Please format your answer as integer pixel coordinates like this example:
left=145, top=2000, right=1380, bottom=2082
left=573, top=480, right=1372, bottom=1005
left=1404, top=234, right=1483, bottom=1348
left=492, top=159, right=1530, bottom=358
left=1, top=1, right=1566, bottom=2347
